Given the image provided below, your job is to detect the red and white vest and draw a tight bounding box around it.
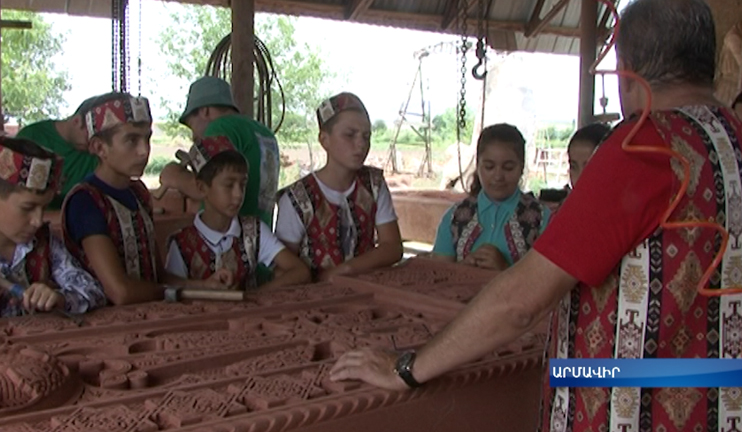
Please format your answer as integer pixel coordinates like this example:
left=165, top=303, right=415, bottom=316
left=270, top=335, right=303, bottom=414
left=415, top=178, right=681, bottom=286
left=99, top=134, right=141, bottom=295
left=0, top=224, right=53, bottom=317
left=450, top=191, right=545, bottom=263
left=62, top=180, right=158, bottom=283
left=168, top=216, right=260, bottom=290
left=282, top=166, right=383, bottom=276
left=542, top=107, right=742, bottom=432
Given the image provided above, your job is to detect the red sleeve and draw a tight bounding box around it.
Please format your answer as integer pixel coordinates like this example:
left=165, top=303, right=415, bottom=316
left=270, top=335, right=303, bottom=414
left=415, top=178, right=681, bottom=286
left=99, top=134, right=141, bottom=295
left=533, top=119, right=676, bottom=287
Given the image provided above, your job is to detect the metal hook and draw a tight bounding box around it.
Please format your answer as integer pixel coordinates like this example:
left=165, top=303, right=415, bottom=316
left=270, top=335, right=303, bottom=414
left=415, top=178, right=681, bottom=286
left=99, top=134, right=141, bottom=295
left=471, top=38, right=487, bottom=80
left=472, top=59, right=487, bottom=80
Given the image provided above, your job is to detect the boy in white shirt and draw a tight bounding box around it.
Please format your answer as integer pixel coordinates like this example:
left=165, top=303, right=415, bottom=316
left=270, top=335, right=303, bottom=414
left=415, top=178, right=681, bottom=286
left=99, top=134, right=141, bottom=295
left=166, top=136, right=309, bottom=289
left=276, top=92, right=403, bottom=281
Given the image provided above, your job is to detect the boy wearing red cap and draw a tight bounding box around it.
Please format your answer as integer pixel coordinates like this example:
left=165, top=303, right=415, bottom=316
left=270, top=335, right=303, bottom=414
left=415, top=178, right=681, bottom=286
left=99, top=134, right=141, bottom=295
left=276, top=92, right=403, bottom=281
left=62, top=93, right=230, bottom=305
left=0, top=137, right=106, bottom=317
left=165, top=136, right=309, bottom=289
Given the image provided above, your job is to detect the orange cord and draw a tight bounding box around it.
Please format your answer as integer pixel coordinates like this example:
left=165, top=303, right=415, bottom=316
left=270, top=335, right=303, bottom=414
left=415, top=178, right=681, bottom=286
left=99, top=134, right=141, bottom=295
left=592, top=0, right=741, bottom=296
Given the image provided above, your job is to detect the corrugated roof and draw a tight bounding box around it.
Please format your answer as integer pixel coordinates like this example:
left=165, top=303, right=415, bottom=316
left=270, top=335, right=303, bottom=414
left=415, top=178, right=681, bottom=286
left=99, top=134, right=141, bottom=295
left=2, top=0, right=616, bottom=55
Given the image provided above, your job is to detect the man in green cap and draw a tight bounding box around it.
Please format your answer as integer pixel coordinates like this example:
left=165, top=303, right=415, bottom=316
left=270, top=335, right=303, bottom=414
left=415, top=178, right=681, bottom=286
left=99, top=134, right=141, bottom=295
left=160, top=76, right=280, bottom=226
left=15, top=94, right=110, bottom=209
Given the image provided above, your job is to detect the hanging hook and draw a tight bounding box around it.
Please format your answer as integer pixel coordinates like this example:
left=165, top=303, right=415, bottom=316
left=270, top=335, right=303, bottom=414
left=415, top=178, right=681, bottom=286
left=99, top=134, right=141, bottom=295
left=471, top=38, right=487, bottom=80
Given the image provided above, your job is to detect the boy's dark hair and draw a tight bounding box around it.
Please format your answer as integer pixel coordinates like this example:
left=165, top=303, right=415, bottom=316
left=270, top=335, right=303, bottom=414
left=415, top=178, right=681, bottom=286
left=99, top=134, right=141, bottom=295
left=569, top=123, right=611, bottom=150
left=0, top=137, right=57, bottom=198
left=195, top=150, right=248, bottom=186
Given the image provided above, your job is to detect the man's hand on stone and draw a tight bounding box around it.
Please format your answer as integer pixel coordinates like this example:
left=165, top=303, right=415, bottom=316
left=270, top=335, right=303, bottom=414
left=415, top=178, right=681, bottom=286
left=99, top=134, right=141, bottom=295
left=329, top=348, right=408, bottom=391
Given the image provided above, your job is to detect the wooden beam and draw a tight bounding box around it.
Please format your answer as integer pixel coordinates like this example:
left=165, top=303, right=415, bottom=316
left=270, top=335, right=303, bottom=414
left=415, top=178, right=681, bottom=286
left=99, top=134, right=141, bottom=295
left=255, top=0, right=581, bottom=38
left=578, top=0, right=598, bottom=127
left=231, top=0, right=254, bottom=118
left=524, top=0, right=571, bottom=38
left=440, top=0, right=458, bottom=30
left=0, top=20, right=32, bottom=29
left=345, top=0, right=373, bottom=20
left=524, top=0, right=546, bottom=36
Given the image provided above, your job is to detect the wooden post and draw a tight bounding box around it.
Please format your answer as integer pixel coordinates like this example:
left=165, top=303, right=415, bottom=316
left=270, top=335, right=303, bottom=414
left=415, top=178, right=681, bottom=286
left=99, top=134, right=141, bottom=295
left=577, top=0, right=598, bottom=128
left=231, top=0, right=255, bottom=118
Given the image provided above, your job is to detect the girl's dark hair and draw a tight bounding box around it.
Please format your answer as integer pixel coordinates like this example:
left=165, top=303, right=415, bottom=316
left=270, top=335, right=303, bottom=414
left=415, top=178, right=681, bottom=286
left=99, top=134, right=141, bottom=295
left=568, top=123, right=611, bottom=151
left=195, top=150, right=248, bottom=186
left=0, top=137, right=57, bottom=197
left=468, top=123, right=526, bottom=196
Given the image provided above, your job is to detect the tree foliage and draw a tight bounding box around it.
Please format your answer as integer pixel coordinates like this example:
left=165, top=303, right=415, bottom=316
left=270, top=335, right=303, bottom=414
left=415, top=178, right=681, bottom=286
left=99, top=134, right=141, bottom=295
left=1, top=10, right=69, bottom=125
left=157, top=5, right=334, bottom=143
left=431, top=106, right=475, bottom=145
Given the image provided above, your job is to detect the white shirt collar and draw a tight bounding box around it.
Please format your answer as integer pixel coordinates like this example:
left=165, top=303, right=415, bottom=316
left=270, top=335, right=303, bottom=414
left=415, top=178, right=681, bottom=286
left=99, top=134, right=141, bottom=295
left=193, top=212, right=241, bottom=247
left=0, top=238, right=35, bottom=271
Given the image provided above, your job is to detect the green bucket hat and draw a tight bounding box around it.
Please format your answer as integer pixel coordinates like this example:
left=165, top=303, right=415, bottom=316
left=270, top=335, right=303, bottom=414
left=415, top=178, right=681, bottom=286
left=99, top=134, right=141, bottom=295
left=179, top=76, right=240, bottom=125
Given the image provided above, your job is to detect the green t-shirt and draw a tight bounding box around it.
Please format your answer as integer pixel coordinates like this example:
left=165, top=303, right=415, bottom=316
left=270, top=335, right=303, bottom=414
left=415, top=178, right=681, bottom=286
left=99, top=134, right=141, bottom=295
left=204, top=115, right=280, bottom=225
left=16, top=120, right=99, bottom=209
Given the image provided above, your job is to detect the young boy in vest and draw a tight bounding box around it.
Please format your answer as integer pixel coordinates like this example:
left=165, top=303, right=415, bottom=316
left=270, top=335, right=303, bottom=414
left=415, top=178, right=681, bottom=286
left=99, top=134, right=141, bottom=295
left=0, top=137, right=106, bottom=317
left=62, top=93, right=231, bottom=305
left=275, top=92, right=403, bottom=281
left=165, top=136, right=309, bottom=288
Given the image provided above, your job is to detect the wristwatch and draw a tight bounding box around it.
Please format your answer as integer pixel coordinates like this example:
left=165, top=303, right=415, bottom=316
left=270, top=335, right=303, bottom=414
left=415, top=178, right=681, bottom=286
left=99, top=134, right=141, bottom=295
left=394, top=351, right=422, bottom=388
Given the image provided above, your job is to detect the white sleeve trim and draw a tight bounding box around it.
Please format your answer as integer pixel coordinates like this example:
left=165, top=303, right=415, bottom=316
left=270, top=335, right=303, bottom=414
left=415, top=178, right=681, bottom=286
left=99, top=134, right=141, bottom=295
left=258, top=222, right=286, bottom=266
left=375, top=179, right=398, bottom=226
left=275, top=193, right=306, bottom=245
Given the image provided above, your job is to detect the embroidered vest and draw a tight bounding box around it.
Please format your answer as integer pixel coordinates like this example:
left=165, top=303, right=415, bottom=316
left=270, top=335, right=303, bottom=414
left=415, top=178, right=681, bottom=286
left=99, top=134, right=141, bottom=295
left=542, top=107, right=742, bottom=432
left=169, top=216, right=260, bottom=290
left=63, top=180, right=158, bottom=283
left=282, top=166, right=382, bottom=274
left=450, top=191, right=544, bottom=262
left=0, top=224, right=53, bottom=317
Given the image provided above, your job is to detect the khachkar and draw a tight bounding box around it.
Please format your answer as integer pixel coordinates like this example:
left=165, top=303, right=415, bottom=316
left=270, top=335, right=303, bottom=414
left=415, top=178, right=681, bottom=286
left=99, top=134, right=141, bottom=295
left=0, top=258, right=546, bottom=432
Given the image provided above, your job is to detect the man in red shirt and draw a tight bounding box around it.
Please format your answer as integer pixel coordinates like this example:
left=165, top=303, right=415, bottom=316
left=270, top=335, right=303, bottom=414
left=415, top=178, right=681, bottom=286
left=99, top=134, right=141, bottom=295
left=329, top=1, right=742, bottom=431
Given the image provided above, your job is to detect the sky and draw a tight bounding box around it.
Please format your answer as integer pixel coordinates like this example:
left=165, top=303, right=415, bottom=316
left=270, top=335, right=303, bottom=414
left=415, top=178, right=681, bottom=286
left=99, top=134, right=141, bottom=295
left=40, top=0, right=622, bottom=125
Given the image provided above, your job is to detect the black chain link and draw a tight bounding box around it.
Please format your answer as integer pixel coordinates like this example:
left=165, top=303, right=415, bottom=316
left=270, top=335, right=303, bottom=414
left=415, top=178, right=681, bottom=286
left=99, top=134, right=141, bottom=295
left=124, top=0, right=131, bottom=93
left=457, top=0, right=468, bottom=140
left=111, top=0, right=118, bottom=91
left=138, top=0, right=142, bottom=96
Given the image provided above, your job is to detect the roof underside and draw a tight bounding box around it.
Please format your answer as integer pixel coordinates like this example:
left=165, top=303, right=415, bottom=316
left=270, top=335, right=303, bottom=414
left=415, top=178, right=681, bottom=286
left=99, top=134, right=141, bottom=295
left=2, top=0, right=617, bottom=55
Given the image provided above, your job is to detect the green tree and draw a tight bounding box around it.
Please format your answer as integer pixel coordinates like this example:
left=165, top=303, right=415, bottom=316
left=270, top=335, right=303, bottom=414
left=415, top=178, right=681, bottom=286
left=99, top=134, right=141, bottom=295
left=157, top=5, right=334, bottom=143
left=372, top=119, right=387, bottom=134
left=431, top=106, right=474, bottom=145
left=1, top=10, right=69, bottom=125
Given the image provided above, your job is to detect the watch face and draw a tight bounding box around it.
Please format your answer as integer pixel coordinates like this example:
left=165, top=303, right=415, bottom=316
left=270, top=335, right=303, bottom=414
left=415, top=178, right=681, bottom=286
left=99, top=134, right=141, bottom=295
left=395, top=351, right=414, bottom=372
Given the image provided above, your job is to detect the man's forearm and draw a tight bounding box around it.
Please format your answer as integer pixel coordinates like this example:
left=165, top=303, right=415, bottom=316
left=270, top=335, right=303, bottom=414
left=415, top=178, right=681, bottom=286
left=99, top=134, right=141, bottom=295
left=411, top=264, right=553, bottom=384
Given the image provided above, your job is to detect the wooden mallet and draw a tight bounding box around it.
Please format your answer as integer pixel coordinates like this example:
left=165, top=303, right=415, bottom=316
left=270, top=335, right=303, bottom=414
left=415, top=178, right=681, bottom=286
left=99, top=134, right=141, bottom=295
left=151, top=149, right=191, bottom=200
left=163, top=287, right=247, bottom=303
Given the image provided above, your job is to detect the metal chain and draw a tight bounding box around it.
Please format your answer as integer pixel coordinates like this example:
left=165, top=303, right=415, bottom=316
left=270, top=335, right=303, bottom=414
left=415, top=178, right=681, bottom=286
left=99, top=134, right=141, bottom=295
left=111, top=0, right=119, bottom=91
left=477, top=0, right=485, bottom=42
left=124, top=0, right=130, bottom=93
left=137, top=0, right=142, bottom=96
left=454, top=0, right=469, bottom=190
left=457, top=0, right=468, bottom=140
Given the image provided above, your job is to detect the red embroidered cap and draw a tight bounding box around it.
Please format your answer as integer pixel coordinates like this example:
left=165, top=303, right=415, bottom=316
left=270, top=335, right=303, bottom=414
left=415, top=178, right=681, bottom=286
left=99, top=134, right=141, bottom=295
left=0, top=139, right=64, bottom=193
left=83, top=93, right=152, bottom=139
left=316, top=92, right=369, bottom=129
left=187, top=136, right=239, bottom=174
